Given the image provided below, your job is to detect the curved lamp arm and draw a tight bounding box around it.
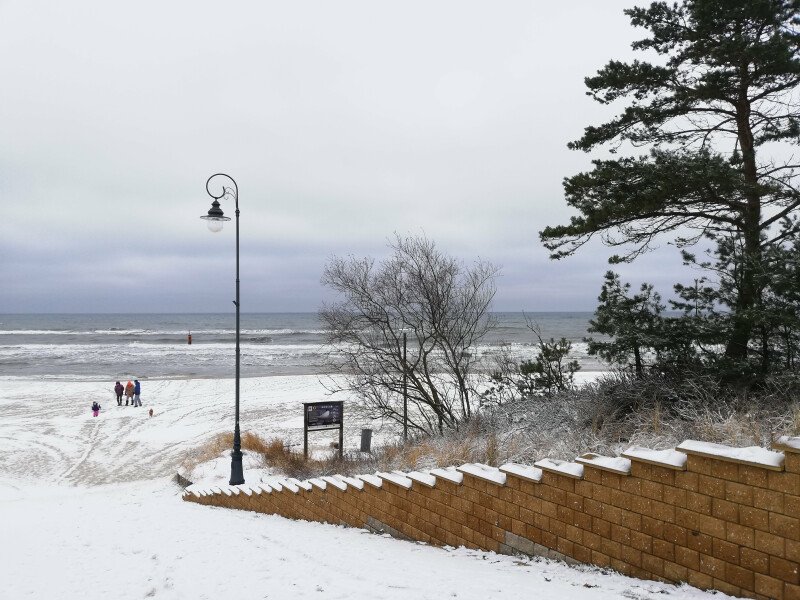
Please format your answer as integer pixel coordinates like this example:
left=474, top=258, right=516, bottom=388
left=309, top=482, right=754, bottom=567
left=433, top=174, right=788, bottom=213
left=201, top=173, right=238, bottom=232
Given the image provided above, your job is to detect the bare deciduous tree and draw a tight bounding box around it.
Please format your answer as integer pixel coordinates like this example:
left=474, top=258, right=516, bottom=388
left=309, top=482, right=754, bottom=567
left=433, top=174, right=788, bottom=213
left=320, top=235, right=498, bottom=434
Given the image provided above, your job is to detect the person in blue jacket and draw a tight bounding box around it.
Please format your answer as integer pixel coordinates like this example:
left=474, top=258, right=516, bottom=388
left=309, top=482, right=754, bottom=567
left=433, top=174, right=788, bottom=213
left=133, top=379, right=142, bottom=407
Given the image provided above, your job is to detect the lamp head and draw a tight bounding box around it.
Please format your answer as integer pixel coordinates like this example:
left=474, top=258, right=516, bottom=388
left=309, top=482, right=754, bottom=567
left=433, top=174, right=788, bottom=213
left=200, top=199, right=231, bottom=233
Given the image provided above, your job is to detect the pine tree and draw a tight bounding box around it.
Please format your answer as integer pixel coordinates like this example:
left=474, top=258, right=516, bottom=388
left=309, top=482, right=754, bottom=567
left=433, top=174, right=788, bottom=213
left=540, top=0, right=800, bottom=363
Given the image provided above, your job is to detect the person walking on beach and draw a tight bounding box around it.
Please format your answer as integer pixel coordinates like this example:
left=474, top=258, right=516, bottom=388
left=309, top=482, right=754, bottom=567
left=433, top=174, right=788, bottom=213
left=114, top=381, right=123, bottom=405
left=91, top=401, right=101, bottom=417
left=124, top=380, right=134, bottom=406
left=133, top=379, right=142, bottom=407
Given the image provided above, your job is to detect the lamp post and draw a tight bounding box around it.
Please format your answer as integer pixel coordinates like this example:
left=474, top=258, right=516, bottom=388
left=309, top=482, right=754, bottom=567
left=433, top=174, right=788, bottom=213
left=200, top=173, right=244, bottom=485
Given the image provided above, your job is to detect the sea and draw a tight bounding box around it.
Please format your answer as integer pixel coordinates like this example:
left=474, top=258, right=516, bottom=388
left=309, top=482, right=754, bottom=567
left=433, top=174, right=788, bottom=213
left=0, top=312, right=604, bottom=380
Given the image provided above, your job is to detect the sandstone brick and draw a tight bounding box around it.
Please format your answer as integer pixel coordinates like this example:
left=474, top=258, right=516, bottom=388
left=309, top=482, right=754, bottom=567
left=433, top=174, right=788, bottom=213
left=712, top=578, right=741, bottom=597
left=566, top=525, right=583, bottom=545
left=573, top=511, right=592, bottom=531
left=695, top=513, right=727, bottom=539
left=653, top=539, right=675, bottom=562
left=712, top=498, right=739, bottom=522
left=601, top=470, right=622, bottom=490
left=739, top=465, right=770, bottom=488
left=621, top=510, right=641, bottom=531
left=676, top=507, right=700, bottom=531
left=754, top=487, right=785, bottom=514
left=698, top=474, right=726, bottom=499
left=578, top=466, right=600, bottom=485
left=603, top=504, right=624, bottom=526
left=787, top=583, right=800, bottom=600
left=639, top=518, right=662, bottom=542
left=583, top=498, right=603, bottom=518
left=770, top=471, right=800, bottom=496
left=642, top=553, right=665, bottom=576
left=574, top=480, right=593, bottom=498
left=740, top=506, right=770, bottom=532
left=663, top=560, right=688, bottom=583
left=727, top=481, right=755, bottom=506
left=687, top=455, right=715, bottom=476
left=592, top=517, right=611, bottom=538
left=674, top=471, right=700, bottom=492
left=700, top=553, right=725, bottom=578
left=549, top=518, right=567, bottom=538
left=592, top=484, right=612, bottom=504
left=557, top=537, right=574, bottom=558
left=712, top=537, right=740, bottom=564
left=663, top=523, right=688, bottom=546
left=675, top=546, right=700, bottom=571
left=621, top=544, right=643, bottom=568
left=651, top=500, right=676, bottom=524
left=651, top=465, right=677, bottom=486
left=755, top=573, right=785, bottom=598
left=601, top=537, right=623, bottom=561
left=629, top=494, right=653, bottom=515
left=788, top=539, right=800, bottom=563
left=610, top=524, right=631, bottom=546
left=620, top=476, right=642, bottom=495
left=741, top=547, right=770, bottom=575
left=771, top=556, right=800, bottom=584
left=771, top=512, right=800, bottom=541
left=785, top=494, right=800, bottom=518
left=728, top=523, right=756, bottom=549
left=557, top=505, right=573, bottom=524
left=573, top=544, right=592, bottom=564
left=641, top=480, right=664, bottom=501
left=687, top=568, right=714, bottom=590
left=582, top=529, right=603, bottom=551
left=687, top=531, right=714, bottom=555
left=591, top=550, right=612, bottom=568
left=541, top=530, right=557, bottom=550
left=663, top=485, right=687, bottom=507
left=786, top=454, right=800, bottom=475
left=630, top=530, right=653, bottom=553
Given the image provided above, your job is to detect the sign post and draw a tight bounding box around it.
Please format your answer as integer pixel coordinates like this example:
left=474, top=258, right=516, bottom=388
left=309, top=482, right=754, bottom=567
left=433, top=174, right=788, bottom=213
left=303, top=400, right=344, bottom=459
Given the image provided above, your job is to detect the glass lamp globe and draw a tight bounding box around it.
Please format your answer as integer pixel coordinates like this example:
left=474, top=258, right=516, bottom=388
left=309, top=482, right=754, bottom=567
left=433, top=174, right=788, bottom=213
left=205, top=218, right=225, bottom=233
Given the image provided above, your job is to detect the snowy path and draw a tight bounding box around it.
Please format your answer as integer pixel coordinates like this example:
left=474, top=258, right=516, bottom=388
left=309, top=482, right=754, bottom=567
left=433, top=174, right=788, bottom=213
left=0, top=479, right=727, bottom=600
left=0, top=376, right=375, bottom=485
left=0, top=377, right=730, bottom=599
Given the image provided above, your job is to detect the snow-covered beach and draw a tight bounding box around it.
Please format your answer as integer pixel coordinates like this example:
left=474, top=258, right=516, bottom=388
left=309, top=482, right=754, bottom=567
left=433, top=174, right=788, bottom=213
left=0, top=375, right=732, bottom=599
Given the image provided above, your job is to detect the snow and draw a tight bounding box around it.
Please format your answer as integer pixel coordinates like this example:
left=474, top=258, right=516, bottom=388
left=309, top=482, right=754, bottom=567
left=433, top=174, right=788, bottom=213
left=775, top=435, right=800, bottom=452
left=357, top=473, right=383, bottom=488
left=0, top=376, right=733, bottom=599
left=499, top=462, right=543, bottom=483
left=457, top=463, right=507, bottom=486
left=622, top=446, right=689, bottom=470
left=676, top=439, right=785, bottom=470
left=321, top=475, right=348, bottom=491
left=534, top=458, right=585, bottom=479
left=336, top=474, right=364, bottom=490
left=429, top=466, right=464, bottom=485
left=407, top=470, right=437, bottom=488
left=377, top=471, right=413, bottom=489
left=575, top=453, right=632, bottom=475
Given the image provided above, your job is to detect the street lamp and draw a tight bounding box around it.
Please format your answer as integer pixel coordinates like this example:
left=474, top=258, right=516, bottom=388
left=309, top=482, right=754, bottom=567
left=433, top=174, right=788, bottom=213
left=200, top=173, right=244, bottom=486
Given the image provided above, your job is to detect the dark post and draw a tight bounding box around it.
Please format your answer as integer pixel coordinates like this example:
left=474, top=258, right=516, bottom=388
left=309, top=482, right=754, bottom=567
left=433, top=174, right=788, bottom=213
left=201, top=173, right=244, bottom=486
left=339, top=418, right=344, bottom=459
left=303, top=404, right=309, bottom=460
left=403, top=332, right=408, bottom=441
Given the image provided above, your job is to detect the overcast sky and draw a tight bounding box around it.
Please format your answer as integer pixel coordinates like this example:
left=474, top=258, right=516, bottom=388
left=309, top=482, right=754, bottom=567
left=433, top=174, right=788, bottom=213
left=0, top=0, right=692, bottom=313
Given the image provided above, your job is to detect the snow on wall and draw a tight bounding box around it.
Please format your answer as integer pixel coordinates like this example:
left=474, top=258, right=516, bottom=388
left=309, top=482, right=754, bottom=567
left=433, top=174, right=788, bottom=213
left=185, top=440, right=800, bottom=600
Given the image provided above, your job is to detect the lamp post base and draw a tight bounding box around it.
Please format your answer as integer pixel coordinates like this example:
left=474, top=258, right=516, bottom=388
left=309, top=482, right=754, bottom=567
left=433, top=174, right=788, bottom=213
left=229, top=449, right=245, bottom=485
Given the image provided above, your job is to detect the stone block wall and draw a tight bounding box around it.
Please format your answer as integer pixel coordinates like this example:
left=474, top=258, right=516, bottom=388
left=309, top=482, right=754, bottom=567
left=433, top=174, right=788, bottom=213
left=184, top=438, right=800, bottom=600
